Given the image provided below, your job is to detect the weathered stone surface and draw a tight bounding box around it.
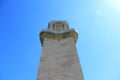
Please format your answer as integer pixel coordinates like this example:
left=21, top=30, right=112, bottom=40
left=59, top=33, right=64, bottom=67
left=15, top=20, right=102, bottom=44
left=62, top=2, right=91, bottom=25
left=37, top=21, right=84, bottom=80
left=37, top=37, right=84, bottom=80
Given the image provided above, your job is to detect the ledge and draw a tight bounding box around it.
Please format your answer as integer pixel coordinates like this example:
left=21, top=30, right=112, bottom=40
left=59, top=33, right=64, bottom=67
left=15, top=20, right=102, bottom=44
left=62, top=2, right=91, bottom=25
left=39, top=29, right=78, bottom=46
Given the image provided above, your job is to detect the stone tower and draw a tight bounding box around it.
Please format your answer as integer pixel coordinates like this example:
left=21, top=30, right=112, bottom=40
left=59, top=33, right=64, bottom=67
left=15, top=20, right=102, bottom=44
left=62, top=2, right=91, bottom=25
left=37, top=21, right=84, bottom=80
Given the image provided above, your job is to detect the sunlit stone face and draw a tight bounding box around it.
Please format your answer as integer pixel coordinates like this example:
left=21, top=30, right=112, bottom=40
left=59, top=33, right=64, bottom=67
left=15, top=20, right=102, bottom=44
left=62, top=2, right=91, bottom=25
left=37, top=21, right=84, bottom=80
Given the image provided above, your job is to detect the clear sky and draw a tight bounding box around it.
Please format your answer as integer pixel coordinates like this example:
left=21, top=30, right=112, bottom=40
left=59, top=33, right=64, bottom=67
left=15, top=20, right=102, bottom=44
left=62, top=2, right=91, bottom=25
left=0, top=0, right=120, bottom=80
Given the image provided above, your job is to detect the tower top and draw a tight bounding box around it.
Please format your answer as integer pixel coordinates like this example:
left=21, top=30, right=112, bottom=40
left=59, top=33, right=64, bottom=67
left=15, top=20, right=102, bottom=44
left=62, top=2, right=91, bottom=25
left=48, top=21, right=69, bottom=31
left=40, top=21, right=78, bottom=46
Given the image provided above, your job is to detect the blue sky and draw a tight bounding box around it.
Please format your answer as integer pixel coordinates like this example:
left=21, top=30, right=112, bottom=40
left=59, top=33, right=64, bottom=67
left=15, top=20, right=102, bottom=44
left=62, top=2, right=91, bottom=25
left=0, top=0, right=120, bottom=80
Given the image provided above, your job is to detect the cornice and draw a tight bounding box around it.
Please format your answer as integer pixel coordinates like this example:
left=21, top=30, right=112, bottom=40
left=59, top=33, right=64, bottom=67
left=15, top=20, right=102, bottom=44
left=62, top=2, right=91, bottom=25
left=39, top=29, right=78, bottom=46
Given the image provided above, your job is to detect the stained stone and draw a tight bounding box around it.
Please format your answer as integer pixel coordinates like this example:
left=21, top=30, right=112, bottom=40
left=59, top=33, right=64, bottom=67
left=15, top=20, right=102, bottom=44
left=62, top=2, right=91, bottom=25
left=37, top=21, right=84, bottom=80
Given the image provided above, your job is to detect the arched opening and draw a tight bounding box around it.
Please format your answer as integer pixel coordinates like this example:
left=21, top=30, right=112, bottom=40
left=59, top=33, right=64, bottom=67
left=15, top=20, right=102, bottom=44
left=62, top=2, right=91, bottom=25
left=53, top=22, right=64, bottom=31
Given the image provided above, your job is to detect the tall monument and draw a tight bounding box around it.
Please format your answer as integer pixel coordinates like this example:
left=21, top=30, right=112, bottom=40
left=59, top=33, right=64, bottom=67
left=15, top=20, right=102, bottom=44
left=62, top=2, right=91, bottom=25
left=37, top=21, right=84, bottom=80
